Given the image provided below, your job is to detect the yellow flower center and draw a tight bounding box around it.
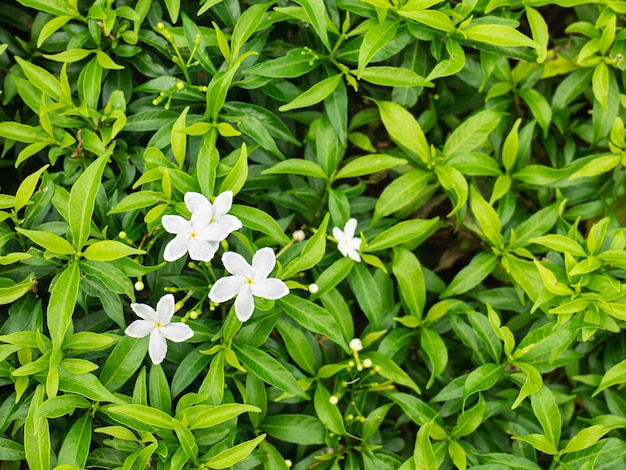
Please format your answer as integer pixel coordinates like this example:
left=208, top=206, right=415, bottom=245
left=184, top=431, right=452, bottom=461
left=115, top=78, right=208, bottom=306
left=190, top=231, right=197, bottom=239
left=155, top=321, right=162, bottom=329
left=246, top=278, right=254, bottom=285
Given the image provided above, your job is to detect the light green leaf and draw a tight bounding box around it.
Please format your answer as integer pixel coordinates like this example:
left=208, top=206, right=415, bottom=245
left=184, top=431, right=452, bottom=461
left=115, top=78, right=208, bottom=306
left=530, top=385, right=561, bottom=446
left=358, top=21, right=399, bottom=77
left=376, top=100, right=430, bottom=165
left=421, top=328, right=448, bottom=389
left=262, top=159, right=328, bottom=179
left=366, top=218, right=441, bottom=252
left=15, top=228, right=75, bottom=255
left=82, top=240, right=145, bottom=261
left=463, top=24, right=537, bottom=48
left=443, top=109, right=501, bottom=157
left=278, top=74, right=342, bottom=112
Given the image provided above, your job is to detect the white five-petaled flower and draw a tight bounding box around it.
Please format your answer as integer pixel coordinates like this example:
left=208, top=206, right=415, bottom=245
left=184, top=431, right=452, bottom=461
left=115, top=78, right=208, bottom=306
left=208, top=247, right=289, bottom=322
left=333, top=218, right=362, bottom=262
left=161, top=191, right=242, bottom=262
left=125, top=294, right=194, bottom=365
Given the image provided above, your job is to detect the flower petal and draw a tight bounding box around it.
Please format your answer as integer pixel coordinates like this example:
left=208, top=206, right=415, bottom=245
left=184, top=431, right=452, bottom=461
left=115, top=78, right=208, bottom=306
left=148, top=329, right=167, bottom=365
left=125, top=320, right=154, bottom=338
left=337, top=242, right=349, bottom=258
left=332, top=227, right=344, bottom=241
left=131, top=303, right=157, bottom=321
left=212, top=190, right=233, bottom=218
left=234, top=287, right=255, bottom=322
left=252, top=247, right=276, bottom=280
left=209, top=275, right=244, bottom=303
left=222, top=251, right=253, bottom=277
left=188, top=239, right=218, bottom=262
left=185, top=192, right=212, bottom=214
left=348, top=249, right=361, bottom=262
left=251, top=278, right=289, bottom=300
left=163, top=235, right=189, bottom=262
left=200, top=223, right=234, bottom=242
left=344, top=218, right=358, bottom=239
left=161, top=322, right=194, bottom=342
left=156, top=294, right=176, bottom=324
left=162, top=215, right=190, bottom=234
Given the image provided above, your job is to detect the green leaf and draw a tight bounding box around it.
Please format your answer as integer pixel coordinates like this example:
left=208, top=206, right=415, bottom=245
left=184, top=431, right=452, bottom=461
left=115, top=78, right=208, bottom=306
left=426, top=38, right=465, bottom=81
left=206, top=64, right=241, bottom=121
left=562, top=424, right=623, bottom=454
left=421, top=328, right=448, bottom=389
left=463, top=24, right=537, bottom=48
left=35, top=395, right=91, bottom=421
left=592, top=61, right=610, bottom=111
left=68, top=152, right=111, bottom=250
left=278, top=74, right=342, bottom=112
left=512, top=363, right=543, bottom=409
left=82, top=240, right=145, bottom=261
left=218, top=143, right=248, bottom=196
left=106, top=404, right=174, bottom=429
left=593, top=359, right=626, bottom=396
left=99, top=335, right=148, bottom=392
left=398, top=8, right=455, bottom=32
left=469, top=184, right=503, bottom=246
left=311, top=257, right=354, bottom=299
left=452, top=393, right=485, bottom=437
left=262, top=159, right=328, bottom=179
left=164, top=0, right=180, bottom=22
left=568, top=154, right=620, bottom=180
left=374, top=169, right=432, bottom=220
left=530, top=385, right=561, bottom=447
left=365, top=351, right=421, bottom=394
left=502, top=118, right=522, bottom=172
left=441, top=252, right=498, bottom=298
left=95, top=51, right=124, bottom=69
left=335, top=154, right=407, bottom=179
left=463, top=363, right=503, bottom=405
left=280, top=214, right=329, bottom=279
left=231, top=2, right=272, bottom=59
left=24, top=385, right=50, bottom=470
left=519, top=88, right=552, bottom=138
left=108, top=190, right=166, bottom=214
left=205, top=434, right=266, bottom=469
left=443, top=109, right=501, bottom=157
left=392, top=247, right=425, bottom=318
left=314, top=381, right=347, bottom=435
left=262, top=414, right=325, bottom=445
left=176, top=403, right=260, bottom=430
left=48, top=262, right=80, bottom=346
left=232, top=342, right=309, bottom=399
left=276, top=319, right=317, bottom=375
left=244, top=47, right=321, bottom=78
left=360, top=66, right=433, bottom=87
left=0, top=122, right=51, bottom=144
left=229, top=205, right=290, bottom=244
left=349, top=262, right=383, bottom=329
left=512, top=433, right=559, bottom=455
left=366, top=218, right=441, bottom=252
left=293, top=0, right=330, bottom=51
left=376, top=100, right=430, bottom=165
left=277, top=295, right=348, bottom=351
left=15, top=164, right=49, bottom=212
left=15, top=228, right=75, bottom=255
left=149, top=364, right=172, bottom=415
left=0, top=437, right=25, bottom=461
left=435, top=164, right=468, bottom=217
left=528, top=234, right=586, bottom=257
left=15, top=56, right=60, bottom=101
left=358, top=21, right=399, bottom=78
left=414, top=420, right=437, bottom=470
left=171, top=106, right=189, bottom=168
left=525, top=6, right=548, bottom=63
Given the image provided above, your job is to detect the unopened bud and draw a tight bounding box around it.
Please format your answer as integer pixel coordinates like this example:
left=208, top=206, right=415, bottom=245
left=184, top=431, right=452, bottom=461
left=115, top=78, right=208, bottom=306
left=134, top=281, right=144, bottom=291
left=157, top=22, right=165, bottom=30
left=285, top=460, right=292, bottom=468
left=329, top=395, right=339, bottom=405
left=176, top=81, right=185, bottom=90
left=189, top=310, right=198, bottom=320
left=175, top=301, right=184, bottom=311
left=292, top=230, right=305, bottom=241
left=308, top=283, right=319, bottom=294
left=118, top=231, right=127, bottom=239
left=363, top=358, right=372, bottom=368
left=349, top=338, right=363, bottom=352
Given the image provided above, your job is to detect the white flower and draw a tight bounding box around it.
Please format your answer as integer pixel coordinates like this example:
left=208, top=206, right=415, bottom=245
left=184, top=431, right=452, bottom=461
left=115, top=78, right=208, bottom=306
left=125, top=294, right=194, bottom=365
left=349, top=338, right=363, bottom=352
left=333, top=218, right=362, bottom=262
left=208, top=247, right=289, bottom=322
left=161, top=191, right=242, bottom=262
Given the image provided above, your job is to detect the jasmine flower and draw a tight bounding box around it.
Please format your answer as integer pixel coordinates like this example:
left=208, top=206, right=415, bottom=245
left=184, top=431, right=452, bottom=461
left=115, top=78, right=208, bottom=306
left=333, top=218, right=362, bottom=262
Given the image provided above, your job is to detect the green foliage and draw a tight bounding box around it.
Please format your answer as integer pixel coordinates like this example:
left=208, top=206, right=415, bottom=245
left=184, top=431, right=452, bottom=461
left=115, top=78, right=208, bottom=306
left=1, top=0, right=626, bottom=469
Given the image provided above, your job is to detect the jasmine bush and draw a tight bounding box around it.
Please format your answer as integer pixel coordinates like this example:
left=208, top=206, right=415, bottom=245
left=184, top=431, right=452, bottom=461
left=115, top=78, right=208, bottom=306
left=1, top=0, right=626, bottom=469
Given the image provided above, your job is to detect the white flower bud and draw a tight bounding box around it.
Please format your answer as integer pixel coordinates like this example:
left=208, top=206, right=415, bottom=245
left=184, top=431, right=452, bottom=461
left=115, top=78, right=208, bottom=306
left=292, top=229, right=306, bottom=241
left=134, top=281, right=144, bottom=291
left=349, top=338, right=363, bottom=352
left=329, top=395, right=339, bottom=405
left=285, top=460, right=293, bottom=468
left=363, top=358, right=373, bottom=368
left=308, top=283, right=319, bottom=294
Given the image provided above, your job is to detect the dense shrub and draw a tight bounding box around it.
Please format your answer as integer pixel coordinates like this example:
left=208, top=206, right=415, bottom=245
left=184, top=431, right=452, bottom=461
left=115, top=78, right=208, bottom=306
left=1, top=0, right=626, bottom=468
